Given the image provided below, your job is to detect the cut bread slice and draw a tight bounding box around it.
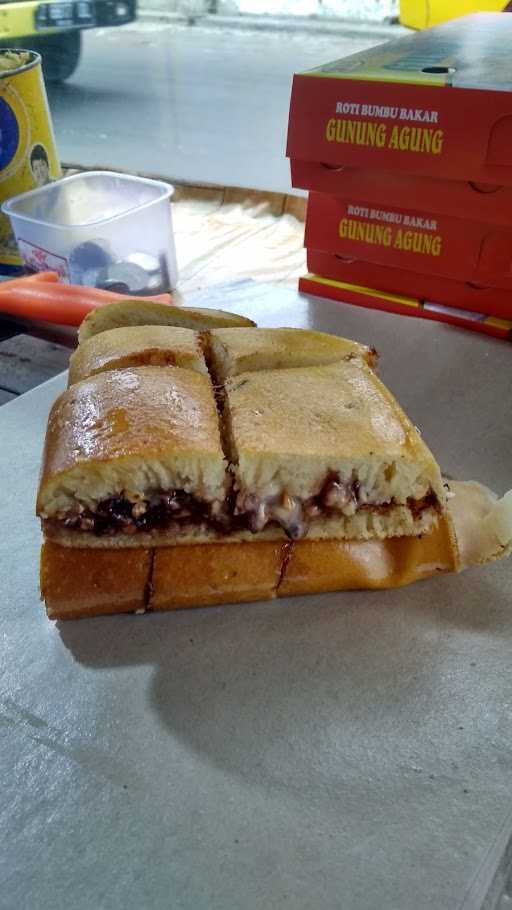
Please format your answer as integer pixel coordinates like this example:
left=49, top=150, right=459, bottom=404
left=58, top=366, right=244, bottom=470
left=37, top=366, right=229, bottom=547
left=68, top=325, right=207, bottom=386
left=38, top=512, right=459, bottom=619
left=39, top=483, right=512, bottom=619
left=78, top=299, right=255, bottom=344
left=223, top=360, right=446, bottom=540
left=209, top=327, right=376, bottom=380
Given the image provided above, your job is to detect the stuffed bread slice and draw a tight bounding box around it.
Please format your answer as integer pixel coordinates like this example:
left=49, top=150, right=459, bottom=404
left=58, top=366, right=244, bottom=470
left=223, top=360, right=446, bottom=541
left=37, top=366, right=229, bottom=547
left=37, top=356, right=446, bottom=547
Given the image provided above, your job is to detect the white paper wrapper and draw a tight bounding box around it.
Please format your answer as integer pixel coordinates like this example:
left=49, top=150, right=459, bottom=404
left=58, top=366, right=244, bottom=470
left=448, top=480, right=512, bottom=570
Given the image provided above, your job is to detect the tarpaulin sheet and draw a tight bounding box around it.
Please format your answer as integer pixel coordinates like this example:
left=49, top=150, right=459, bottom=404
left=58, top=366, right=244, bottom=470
left=170, top=184, right=306, bottom=300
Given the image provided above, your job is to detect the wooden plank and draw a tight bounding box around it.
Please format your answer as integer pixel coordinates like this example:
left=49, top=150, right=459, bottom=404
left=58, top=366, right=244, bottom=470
left=0, top=334, right=70, bottom=395
left=0, top=388, right=15, bottom=405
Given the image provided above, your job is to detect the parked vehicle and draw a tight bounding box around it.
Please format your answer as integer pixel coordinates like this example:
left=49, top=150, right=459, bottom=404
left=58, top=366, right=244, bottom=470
left=0, top=0, right=137, bottom=82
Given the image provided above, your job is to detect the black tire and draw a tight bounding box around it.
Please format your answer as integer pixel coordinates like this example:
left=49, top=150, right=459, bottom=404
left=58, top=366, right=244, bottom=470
left=22, top=31, right=82, bottom=83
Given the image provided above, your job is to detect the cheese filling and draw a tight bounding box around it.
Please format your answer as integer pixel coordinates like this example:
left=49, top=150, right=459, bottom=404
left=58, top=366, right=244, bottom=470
left=234, top=474, right=439, bottom=540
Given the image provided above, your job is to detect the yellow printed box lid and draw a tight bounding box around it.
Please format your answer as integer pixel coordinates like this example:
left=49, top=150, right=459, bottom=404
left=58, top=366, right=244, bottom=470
left=304, top=13, right=512, bottom=91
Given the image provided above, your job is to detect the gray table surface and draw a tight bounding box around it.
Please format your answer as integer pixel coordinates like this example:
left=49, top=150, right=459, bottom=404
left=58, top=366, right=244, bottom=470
left=1, top=282, right=512, bottom=910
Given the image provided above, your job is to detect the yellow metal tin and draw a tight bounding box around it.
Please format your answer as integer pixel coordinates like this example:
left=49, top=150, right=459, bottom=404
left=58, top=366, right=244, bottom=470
left=0, top=50, right=61, bottom=269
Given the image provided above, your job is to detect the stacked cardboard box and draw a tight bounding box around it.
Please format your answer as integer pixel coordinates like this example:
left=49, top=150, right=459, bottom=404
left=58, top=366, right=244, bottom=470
left=286, top=13, right=512, bottom=341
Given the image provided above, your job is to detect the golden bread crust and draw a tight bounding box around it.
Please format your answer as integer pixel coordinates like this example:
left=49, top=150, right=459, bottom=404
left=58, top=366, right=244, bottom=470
left=224, top=360, right=445, bottom=507
left=37, top=366, right=226, bottom=515
left=279, top=515, right=458, bottom=596
left=226, top=360, right=431, bottom=460
left=40, top=541, right=152, bottom=619
left=68, top=326, right=207, bottom=386
left=150, top=540, right=285, bottom=609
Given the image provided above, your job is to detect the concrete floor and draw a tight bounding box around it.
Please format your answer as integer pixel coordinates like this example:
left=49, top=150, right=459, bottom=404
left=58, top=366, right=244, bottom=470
left=46, top=21, right=382, bottom=192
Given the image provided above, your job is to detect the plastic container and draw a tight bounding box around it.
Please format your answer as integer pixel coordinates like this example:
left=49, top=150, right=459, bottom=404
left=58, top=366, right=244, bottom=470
left=2, top=170, right=178, bottom=292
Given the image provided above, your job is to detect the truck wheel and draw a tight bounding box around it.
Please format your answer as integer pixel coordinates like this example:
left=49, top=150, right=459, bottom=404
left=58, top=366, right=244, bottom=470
left=27, top=31, right=82, bottom=83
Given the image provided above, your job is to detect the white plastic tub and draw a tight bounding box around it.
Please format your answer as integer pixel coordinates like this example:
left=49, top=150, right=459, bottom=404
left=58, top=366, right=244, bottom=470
left=2, top=171, right=178, bottom=292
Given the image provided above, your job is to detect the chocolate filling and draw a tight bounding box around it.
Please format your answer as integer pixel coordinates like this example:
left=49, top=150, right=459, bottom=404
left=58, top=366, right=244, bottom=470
left=50, top=492, right=231, bottom=537
left=47, top=473, right=440, bottom=540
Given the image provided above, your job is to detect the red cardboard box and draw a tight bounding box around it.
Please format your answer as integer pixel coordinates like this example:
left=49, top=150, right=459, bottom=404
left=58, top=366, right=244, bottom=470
left=287, top=14, right=512, bottom=186
left=299, top=272, right=512, bottom=342
left=307, top=249, right=512, bottom=320
left=291, top=160, right=512, bottom=227
left=305, top=192, right=512, bottom=288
